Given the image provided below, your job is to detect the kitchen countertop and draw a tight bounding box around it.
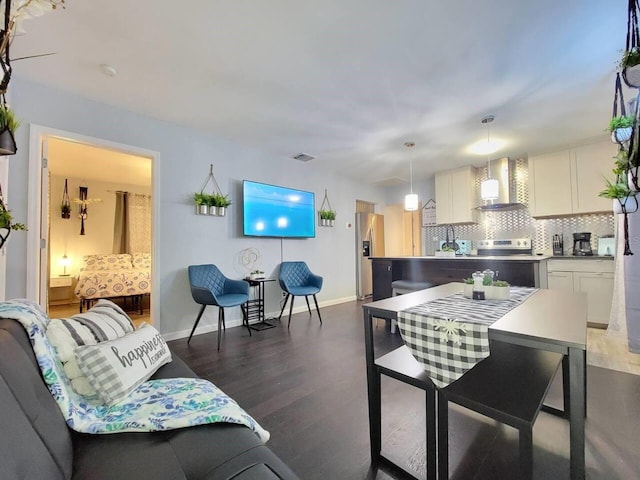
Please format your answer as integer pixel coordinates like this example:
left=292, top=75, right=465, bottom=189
left=371, top=254, right=615, bottom=261
left=371, top=255, right=552, bottom=261
left=547, top=255, right=615, bottom=261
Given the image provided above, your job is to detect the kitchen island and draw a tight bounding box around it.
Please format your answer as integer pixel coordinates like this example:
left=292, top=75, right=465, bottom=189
left=370, top=255, right=550, bottom=300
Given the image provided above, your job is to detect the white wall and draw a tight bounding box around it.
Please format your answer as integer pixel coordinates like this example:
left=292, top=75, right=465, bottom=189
left=7, top=78, right=384, bottom=337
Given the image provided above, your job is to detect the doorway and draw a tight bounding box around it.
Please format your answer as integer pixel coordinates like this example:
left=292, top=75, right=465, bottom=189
left=27, top=126, right=159, bottom=327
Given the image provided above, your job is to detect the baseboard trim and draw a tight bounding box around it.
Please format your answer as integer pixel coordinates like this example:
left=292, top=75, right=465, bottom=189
left=163, top=295, right=357, bottom=341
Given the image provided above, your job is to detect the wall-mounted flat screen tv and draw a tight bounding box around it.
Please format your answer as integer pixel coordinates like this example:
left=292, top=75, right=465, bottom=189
left=243, top=180, right=316, bottom=238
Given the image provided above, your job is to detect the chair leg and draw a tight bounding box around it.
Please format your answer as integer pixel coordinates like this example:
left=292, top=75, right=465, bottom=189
left=187, top=305, right=207, bottom=344
left=288, top=295, right=295, bottom=328
left=305, top=296, right=312, bottom=315
left=278, top=294, right=289, bottom=320
left=437, top=391, right=449, bottom=480
left=217, top=308, right=224, bottom=351
left=312, top=294, right=322, bottom=324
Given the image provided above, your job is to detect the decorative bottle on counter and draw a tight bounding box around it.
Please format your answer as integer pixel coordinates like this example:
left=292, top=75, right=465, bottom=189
left=472, top=271, right=485, bottom=300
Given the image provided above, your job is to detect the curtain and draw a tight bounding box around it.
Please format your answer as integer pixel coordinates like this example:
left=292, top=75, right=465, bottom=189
left=607, top=214, right=627, bottom=339
left=113, top=192, right=151, bottom=254
left=128, top=193, right=152, bottom=253
left=112, top=191, right=129, bottom=254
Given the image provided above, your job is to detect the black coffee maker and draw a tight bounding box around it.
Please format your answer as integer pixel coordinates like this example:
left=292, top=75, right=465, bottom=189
left=572, top=232, right=593, bottom=256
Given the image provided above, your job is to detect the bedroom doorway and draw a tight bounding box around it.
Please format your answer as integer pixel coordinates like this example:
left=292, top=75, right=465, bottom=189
left=32, top=131, right=156, bottom=327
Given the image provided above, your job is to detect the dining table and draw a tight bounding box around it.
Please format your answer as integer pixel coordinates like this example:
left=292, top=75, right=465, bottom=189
left=363, top=282, right=587, bottom=480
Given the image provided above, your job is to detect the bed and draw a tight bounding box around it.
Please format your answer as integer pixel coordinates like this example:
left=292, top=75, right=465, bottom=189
left=74, top=253, right=151, bottom=313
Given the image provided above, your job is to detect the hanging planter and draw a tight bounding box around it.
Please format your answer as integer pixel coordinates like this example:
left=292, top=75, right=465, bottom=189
left=194, top=164, right=230, bottom=216
left=609, top=75, right=634, bottom=146
left=0, top=100, right=19, bottom=155
left=318, top=189, right=336, bottom=227
left=621, top=1, right=640, bottom=88
left=613, top=196, right=638, bottom=214
left=61, top=178, right=71, bottom=219
left=613, top=127, right=633, bottom=144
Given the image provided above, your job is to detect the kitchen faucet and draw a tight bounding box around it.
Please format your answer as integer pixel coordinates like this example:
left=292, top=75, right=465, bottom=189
left=442, top=224, right=459, bottom=251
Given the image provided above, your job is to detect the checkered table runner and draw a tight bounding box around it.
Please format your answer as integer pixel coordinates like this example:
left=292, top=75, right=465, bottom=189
left=397, top=287, right=537, bottom=388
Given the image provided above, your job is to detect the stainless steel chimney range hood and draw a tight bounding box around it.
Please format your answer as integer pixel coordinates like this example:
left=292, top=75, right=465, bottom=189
left=475, top=157, right=525, bottom=210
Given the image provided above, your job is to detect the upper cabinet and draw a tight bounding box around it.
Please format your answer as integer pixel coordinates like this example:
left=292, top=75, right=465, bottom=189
left=528, top=140, right=616, bottom=218
left=435, top=166, right=477, bottom=225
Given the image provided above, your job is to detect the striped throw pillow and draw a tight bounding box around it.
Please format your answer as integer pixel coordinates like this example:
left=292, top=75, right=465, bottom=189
left=46, top=300, right=136, bottom=397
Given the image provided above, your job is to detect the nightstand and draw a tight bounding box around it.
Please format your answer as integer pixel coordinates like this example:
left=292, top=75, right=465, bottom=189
left=49, top=276, right=75, bottom=305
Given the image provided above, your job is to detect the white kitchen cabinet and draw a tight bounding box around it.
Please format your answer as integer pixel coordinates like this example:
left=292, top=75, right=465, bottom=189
left=571, top=142, right=616, bottom=214
left=547, top=270, right=573, bottom=291
left=573, top=271, right=615, bottom=327
left=529, top=140, right=616, bottom=218
left=435, top=166, right=477, bottom=225
left=547, top=259, right=615, bottom=327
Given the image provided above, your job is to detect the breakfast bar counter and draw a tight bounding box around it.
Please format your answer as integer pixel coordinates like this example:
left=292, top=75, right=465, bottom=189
left=370, top=256, right=550, bottom=300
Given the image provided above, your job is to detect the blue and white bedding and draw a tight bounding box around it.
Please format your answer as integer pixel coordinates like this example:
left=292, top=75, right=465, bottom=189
left=0, top=299, right=269, bottom=441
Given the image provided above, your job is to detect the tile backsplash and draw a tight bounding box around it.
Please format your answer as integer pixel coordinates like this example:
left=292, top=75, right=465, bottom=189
left=422, top=208, right=614, bottom=255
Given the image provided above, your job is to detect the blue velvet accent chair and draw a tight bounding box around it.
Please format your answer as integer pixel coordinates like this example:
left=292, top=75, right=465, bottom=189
left=277, top=261, right=323, bottom=328
left=187, top=264, right=250, bottom=350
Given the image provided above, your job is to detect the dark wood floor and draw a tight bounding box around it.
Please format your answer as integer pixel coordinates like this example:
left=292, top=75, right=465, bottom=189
left=169, top=300, right=640, bottom=480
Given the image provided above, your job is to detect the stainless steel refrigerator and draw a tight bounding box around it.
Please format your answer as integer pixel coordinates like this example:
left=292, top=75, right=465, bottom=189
left=356, top=212, right=385, bottom=299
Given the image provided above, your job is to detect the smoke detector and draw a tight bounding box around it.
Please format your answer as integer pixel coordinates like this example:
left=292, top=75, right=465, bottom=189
left=292, top=153, right=315, bottom=162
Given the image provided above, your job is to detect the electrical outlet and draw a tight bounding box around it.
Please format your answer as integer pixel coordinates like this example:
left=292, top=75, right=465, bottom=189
left=281, top=291, right=287, bottom=298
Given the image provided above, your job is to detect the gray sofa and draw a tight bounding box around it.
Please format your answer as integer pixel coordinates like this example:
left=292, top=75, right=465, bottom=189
left=0, top=318, right=299, bottom=480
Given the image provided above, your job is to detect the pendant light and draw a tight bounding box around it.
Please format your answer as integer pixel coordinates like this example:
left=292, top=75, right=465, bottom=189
left=404, top=141, right=419, bottom=211
left=480, top=115, right=499, bottom=201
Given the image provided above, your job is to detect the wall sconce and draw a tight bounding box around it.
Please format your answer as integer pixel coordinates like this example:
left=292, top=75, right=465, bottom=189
left=60, top=254, right=70, bottom=276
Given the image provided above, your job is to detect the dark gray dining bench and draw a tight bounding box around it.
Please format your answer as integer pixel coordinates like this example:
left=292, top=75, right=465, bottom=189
left=375, top=341, right=563, bottom=479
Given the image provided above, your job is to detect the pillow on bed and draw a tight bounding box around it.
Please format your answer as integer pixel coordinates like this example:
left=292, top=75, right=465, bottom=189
left=75, top=323, right=171, bottom=404
left=46, top=299, right=136, bottom=397
left=82, top=253, right=133, bottom=271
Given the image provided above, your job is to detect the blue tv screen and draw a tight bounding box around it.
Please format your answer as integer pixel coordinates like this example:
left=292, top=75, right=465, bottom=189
left=243, top=180, right=316, bottom=238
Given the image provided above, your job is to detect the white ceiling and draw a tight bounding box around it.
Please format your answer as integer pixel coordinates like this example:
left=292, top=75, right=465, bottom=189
left=47, top=137, right=151, bottom=187
left=10, top=0, right=626, bottom=185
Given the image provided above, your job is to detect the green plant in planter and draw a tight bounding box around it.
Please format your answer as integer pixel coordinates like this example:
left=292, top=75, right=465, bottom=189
left=620, top=47, right=640, bottom=69
left=0, top=104, right=21, bottom=133
left=613, top=149, right=630, bottom=177
left=482, top=275, right=493, bottom=286
left=598, top=178, right=632, bottom=199
left=608, top=115, right=635, bottom=132
left=0, top=206, right=26, bottom=231
left=60, top=203, right=71, bottom=217
left=462, top=278, right=474, bottom=284
left=493, top=280, right=509, bottom=287
left=193, top=192, right=209, bottom=205
left=214, top=194, right=231, bottom=208
left=319, top=209, right=334, bottom=220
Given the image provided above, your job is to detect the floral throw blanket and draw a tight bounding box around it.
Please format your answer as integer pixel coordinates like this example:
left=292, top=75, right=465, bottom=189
left=0, top=300, right=269, bottom=442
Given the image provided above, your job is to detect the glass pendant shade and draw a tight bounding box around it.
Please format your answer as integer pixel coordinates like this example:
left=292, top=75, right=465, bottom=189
left=481, top=178, right=499, bottom=201
left=404, top=193, right=419, bottom=211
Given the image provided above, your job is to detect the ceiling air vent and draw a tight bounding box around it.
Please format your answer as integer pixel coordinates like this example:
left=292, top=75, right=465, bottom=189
left=292, top=153, right=315, bottom=162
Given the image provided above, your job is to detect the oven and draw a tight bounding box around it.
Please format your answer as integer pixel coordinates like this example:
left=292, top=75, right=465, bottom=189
left=476, top=238, right=533, bottom=257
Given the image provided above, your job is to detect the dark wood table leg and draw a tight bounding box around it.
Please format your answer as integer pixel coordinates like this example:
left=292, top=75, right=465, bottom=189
left=363, top=307, right=381, bottom=464
left=569, top=346, right=585, bottom=480
left=425, top=387, right=436, bottom=480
